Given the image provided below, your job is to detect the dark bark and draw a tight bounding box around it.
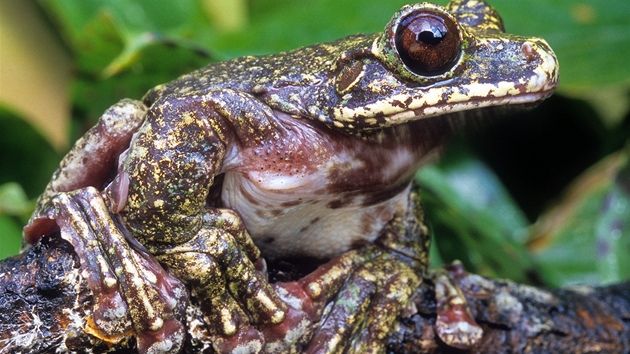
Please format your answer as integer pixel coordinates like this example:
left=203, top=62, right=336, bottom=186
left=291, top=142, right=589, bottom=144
left=1, top=236, right=629, bottom=353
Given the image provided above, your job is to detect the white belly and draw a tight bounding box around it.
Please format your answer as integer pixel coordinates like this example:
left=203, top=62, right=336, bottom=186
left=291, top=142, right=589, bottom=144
left=221, top=171, right=411, bottom=259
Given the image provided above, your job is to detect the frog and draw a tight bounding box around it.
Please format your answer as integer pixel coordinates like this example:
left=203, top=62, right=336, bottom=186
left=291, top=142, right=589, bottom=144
left=22, top=0, right=558, bottom=352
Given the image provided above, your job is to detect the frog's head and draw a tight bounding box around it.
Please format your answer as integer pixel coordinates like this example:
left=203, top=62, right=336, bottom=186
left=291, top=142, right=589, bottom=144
left=316, top=0, right=559, bottom=131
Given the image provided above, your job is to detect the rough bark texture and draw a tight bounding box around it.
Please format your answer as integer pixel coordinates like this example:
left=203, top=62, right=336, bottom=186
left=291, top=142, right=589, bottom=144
left=1, top=236, right=629, bottom=353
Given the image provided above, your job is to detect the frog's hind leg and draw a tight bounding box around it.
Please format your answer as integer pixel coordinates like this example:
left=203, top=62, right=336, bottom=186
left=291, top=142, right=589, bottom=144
left=30, top=99, right=146, bottom=226
left=290, top=246, right=419, bottom=354
left=288, top=189, right=482, bottom=353
left=285, top=190, right=428, bottom=353
left=23, top=187, right=188, bottom=354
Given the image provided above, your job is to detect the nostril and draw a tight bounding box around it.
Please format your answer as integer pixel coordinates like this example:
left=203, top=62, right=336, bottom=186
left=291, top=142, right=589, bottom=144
left=521, top=42, right=536, bottom=62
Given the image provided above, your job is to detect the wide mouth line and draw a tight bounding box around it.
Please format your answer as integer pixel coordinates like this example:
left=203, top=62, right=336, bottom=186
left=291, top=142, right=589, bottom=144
left=379, top=87, right=556, bottom=123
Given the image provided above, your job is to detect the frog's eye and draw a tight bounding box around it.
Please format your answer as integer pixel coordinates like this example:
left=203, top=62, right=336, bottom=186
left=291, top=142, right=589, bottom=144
left=394, top=10, right=462, bottom=76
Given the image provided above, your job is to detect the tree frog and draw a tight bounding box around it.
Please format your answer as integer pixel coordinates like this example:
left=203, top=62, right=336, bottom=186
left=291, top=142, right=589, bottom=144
left=23, top=0, right=558, bottom=352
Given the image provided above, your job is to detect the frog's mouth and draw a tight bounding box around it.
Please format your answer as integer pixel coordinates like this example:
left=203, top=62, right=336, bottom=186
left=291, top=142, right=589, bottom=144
left=390, top=88, right=555, bottom=123
left=335, top=86, right=556, bottom=131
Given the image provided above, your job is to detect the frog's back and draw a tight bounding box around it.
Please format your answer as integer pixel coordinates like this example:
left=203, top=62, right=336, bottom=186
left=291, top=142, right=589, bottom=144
left=142, top=56, right=264, bottom=104
left=143, top=34, right=375, bottom=106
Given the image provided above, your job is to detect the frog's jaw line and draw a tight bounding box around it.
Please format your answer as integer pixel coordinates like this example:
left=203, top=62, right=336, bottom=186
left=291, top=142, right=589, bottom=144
left=383, top=89, right=555, bottom=126
left=332, top=85, right=555, bottom=130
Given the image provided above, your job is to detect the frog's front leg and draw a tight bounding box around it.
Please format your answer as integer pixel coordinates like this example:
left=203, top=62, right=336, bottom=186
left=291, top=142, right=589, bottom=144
left=30, top=99, right=146, bottom=211
left=25, top=99, right=190, bottom=353
left=25, top=187, right=188, bottom=353
left=112, top=91, right=308, bottom=352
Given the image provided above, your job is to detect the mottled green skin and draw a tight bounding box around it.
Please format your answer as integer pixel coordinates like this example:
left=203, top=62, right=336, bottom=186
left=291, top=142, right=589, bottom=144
left=24, top=1, right=558, bottom=353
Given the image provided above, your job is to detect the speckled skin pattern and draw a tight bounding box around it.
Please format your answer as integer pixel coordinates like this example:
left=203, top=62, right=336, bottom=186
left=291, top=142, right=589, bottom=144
left=23, top=0, right=558, bottom=353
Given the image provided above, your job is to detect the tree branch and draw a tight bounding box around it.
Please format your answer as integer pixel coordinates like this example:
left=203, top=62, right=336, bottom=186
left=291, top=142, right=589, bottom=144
left=1, top=236, right=629, bottom=353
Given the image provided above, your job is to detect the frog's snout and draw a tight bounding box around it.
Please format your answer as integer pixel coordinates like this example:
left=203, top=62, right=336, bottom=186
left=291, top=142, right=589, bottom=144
left=521, top=38, right=559, bottom=93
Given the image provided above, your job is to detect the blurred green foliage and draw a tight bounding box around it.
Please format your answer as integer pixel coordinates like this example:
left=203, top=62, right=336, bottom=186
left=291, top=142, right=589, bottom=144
left=1, top=0, right=629, bottom=287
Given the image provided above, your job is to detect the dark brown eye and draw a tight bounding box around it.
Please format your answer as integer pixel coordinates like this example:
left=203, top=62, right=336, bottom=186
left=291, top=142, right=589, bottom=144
left=394, top=11, right=461, bottom=76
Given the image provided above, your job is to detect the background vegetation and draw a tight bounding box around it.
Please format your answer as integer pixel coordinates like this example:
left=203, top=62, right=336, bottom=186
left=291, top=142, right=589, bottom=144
left=1, top=0, right=629, bottom=288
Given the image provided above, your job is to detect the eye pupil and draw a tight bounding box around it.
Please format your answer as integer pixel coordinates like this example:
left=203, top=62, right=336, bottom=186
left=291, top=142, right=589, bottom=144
left=395, top=11, right=461, bottom=76
left=418, top=30, right=444, bottom=45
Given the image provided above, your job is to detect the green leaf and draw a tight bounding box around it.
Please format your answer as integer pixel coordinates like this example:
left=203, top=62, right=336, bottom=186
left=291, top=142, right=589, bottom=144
left=490, top=0, right=630, bottom=90
left=0, top=183, right=34, bottom=216
left=207, top=0, right=413, bottom=57
left=38, top=0, right=211, bottom=75
left=595, top=165, right=630, bottom=284
left=0, top=183, right=32, bottom=260
left=418, top=145, right=534, bottom=283
left=529, top=148, right=630, bottom=287
left=0, top=215, right=23, bottom=260
left=0, top=107, right=61, bottom=198
left=0, top=183, right=35, bottom=260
